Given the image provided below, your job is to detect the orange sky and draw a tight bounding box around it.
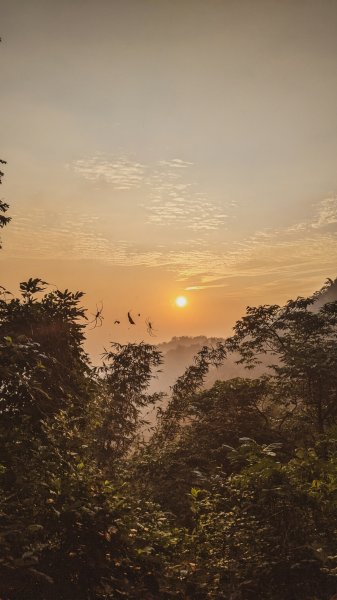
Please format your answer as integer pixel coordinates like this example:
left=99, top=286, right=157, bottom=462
left=1, top=0, right=337, bottom=359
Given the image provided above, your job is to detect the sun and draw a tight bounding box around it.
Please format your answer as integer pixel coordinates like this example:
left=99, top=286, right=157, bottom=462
left=175, top=295, right=188, bottom=308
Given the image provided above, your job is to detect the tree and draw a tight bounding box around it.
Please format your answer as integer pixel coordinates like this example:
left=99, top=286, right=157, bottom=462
left=0, top=159, right=10, bottom=246
left=0, top=278, right=92, bottom=423
left=1, top=37, right=10, bottom=242
left=0, top=282, right=185, bottom=599
left=190, top=439, right=337, bottom=600
left=139, top=378, right=273, bottom=525
left=95, top=342, right=163, bottom=466
left=156, top=342, right=226, bottom=442
left=227, top=283, right=337, bottom=439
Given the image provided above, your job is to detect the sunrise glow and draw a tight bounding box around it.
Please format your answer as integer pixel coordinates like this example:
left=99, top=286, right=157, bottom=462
left=2, top=1, right=336, bottom=350
left=175, top=296, right=188, bottom=308
left=1, top=5, right=337, bottom=595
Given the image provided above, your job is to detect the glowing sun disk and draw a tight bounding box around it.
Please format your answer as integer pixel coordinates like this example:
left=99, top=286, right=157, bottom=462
left=175, top=295, right=187, bottom=308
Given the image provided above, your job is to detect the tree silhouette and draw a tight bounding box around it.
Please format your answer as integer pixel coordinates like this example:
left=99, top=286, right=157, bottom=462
left=0, top=159, right=10, bottom=245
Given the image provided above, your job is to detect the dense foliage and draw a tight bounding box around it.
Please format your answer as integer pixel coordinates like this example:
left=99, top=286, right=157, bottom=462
left=1, top=276, right=337, bottom=600
left=2, top=162, right=337, bottom=597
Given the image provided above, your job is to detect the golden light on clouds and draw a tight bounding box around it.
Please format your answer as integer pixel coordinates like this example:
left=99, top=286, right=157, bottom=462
left=1, top=0, right=337, bottom=351
left=175, top=295, right=188, bottom=308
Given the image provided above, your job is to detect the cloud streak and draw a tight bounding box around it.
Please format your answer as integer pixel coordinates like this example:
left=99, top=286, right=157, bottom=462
left=71, top=154, right=229, bottom=232
left=5, top=201, right=336, bottom=290
left=3, top=163, right=336, bottom=298
left=72, top=156, right=146, bottom=190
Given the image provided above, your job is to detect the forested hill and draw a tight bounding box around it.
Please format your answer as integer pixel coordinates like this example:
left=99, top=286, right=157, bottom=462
left=151, top=335, right=267, bottom=393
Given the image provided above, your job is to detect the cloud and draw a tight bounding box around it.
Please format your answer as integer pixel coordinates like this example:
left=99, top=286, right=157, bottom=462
left=72, top=156, right=145, bottom=190
left=286, top=195, right=337, bottom=233
left=71, top=154, right=229, bottom=232
left=145, top=159, right=228, bottom=231
left=312, top=196, right=337, bottom=229
left=4, top=195, right=337, bottom=289
left=4, top=156, right=337, bottom=298
left=172, top=196, right=337, bottom=287
left=185, top=284, right=228, bottom=291
left=158, top=158, right=193, bottom=168
left=3, top=208, right=114, bottom=260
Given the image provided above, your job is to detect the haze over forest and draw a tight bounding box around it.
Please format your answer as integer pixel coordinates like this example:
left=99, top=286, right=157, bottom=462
left=2, top=2, right=337, bottom=599
left=152, top=280, right=337, bottom=392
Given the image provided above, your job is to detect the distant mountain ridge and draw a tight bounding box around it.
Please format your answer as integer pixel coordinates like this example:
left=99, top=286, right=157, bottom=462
left=151, top=335, right=265, bottom=394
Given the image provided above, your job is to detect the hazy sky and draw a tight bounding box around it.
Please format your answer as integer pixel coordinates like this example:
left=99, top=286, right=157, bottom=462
left=1, top=0, right=337, bottom=356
